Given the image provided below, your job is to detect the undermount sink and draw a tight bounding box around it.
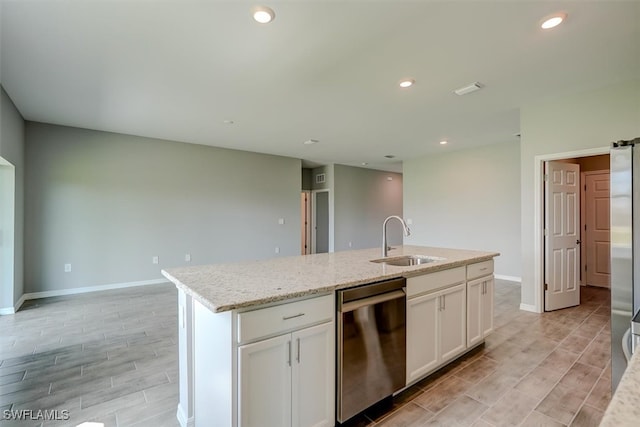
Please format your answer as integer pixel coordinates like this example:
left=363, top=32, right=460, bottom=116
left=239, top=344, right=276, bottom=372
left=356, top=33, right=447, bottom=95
left=370, top=255, right=445, bottom=266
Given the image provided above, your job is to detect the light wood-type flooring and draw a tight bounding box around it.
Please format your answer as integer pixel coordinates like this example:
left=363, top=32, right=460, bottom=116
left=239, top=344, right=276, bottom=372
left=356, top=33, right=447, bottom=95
left=1, top=280, right=611, bottom=427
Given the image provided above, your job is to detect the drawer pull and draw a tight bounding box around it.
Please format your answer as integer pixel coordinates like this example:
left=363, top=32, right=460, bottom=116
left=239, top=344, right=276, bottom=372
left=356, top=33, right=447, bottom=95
left=479, top=267, right=488, bottom=271
left=283, top=313, right=305, bottom=320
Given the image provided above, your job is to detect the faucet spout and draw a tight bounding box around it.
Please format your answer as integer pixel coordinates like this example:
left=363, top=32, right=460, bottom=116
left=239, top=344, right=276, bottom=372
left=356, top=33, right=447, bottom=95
left=382, top=215, right=411, bottom=257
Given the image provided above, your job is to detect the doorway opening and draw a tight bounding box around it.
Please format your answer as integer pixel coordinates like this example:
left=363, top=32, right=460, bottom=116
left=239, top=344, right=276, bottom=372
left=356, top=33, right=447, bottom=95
left=312, top=190, right=330, bottom=254
left=299, top=189, right=332, bottom=255
left=0, top=156, right=16, bottom=314
left=537, top=148, right=611, bottom=312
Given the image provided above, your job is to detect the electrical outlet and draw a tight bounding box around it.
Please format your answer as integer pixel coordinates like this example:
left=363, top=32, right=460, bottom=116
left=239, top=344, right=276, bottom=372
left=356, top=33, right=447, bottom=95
left=278, top=218, right=285, bottom=225
left=152, top=256, right=159, bottom=264
left=406, top=218, right=413, bottom=225
left=64, top=264, right=71, bottom=273
left=275, top=247, right=280, bottom=254
left=185, top=253, right=191, bottom=262
left=348, top=241, right=352, bottom=248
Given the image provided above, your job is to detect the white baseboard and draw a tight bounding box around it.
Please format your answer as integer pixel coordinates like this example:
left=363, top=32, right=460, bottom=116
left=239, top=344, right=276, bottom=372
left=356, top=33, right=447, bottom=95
left=495, top=274, right=522, bottom=283
left=23, top=278, right=168, bottom=301
left=0, top=293, right=27, bottom=315
left=0, top=279, right=169, bottom=315
left=176, top=404, right=194, bottom=427
left=520, top=303, right=540, bottom=313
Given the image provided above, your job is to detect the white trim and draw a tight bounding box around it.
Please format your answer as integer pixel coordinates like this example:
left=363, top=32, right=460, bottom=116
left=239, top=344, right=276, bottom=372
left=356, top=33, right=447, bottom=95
left=494, top=274, right=522, bottom=283
left=177, top=403, right=194, bottom=427
left=0, top=293, right=26, bottom=315
left=21, top=278, right=168, bottom=301
left=533, top=146, right=609, bottom=314
left=519, top=303, right=540, bottom=313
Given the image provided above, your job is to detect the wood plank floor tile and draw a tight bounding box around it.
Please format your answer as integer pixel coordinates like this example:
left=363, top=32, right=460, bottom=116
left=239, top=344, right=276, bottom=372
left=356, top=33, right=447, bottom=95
left=480, top=389, right=538, bottom=426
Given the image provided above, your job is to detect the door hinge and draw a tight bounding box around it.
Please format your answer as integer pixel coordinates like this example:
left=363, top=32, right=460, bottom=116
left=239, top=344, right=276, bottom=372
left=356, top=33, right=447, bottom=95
left=544, top=174, right=548, bottom=182
left=544, top=283, right=548, bottom=291
left=585, top=224, right=587, bottom=230
left=584, top=184, right=587, bottom=191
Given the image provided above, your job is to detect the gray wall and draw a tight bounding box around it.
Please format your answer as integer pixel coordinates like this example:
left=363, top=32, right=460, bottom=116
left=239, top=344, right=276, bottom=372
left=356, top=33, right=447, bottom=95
left=520, top=79, right=640, bottom=308
left=0, top=87, right=25, bottom=308
left=333, top=165, right=403, bottom=251
left=301, top=168, right=312, bottom=191
left=25, top=122, right=302, bottom=293
left=404, top=141, right=521, bottom=278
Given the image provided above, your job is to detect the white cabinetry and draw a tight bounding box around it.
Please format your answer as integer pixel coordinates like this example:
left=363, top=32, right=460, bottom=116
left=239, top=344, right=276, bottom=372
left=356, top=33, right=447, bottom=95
left=192, top=294, right=334, bottom=427
left=406, top=267, right=467, bottom=385
left=238, top=322, right=334, bottom=427
left=466, top=260, right=494, bottom=348
left=237, top=295, right=334, bottom=427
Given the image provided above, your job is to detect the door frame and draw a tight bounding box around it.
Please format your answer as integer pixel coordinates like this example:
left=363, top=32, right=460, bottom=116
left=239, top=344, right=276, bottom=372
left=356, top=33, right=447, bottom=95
left=0, top=157, right=16, bottom=315
left=532, top=146, right=609, bottom=313
left=580, top=169, right=611, bottom=287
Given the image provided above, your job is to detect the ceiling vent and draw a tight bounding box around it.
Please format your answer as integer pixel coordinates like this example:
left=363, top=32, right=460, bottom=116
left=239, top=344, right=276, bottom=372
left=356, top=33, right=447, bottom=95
left=454, top=82, right=483, bottom=96
left=315, top=173, right=326, bottom=184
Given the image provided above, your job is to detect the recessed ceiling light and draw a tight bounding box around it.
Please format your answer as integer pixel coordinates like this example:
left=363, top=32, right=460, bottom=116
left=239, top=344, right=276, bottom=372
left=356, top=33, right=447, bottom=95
left=361, top=162, right=368, bottom=166
left=223, top=120, right=234, bottom=124
left=303, top=139, right=319, bottom=145
left=440, top=140, right=448, bottom=145
left=399, top=79, right=415, bottom=88
left=541, top=13, right=567, bottom=29
left=252, top=6, right=275, bottom=24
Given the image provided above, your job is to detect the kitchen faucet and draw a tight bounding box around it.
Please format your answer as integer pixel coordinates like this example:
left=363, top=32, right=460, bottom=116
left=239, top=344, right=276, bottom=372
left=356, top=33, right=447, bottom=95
left=382, top=215, right=411, bottom=257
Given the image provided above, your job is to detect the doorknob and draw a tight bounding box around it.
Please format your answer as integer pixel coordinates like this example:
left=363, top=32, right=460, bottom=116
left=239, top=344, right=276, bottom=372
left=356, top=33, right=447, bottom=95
left=576, top=240, right=581, bottom=244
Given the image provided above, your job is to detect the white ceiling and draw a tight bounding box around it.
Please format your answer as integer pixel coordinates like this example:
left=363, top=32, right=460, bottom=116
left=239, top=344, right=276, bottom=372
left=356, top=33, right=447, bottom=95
left=1, top=1, right=639, bottom=173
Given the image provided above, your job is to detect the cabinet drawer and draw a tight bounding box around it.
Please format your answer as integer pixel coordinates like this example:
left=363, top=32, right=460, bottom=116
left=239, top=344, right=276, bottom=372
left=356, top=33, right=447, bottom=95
left=467, top=260, right=494, bottom=280
left=407, top=267, right=465, bottom=298
left=237, top=294, right=333, bottom=343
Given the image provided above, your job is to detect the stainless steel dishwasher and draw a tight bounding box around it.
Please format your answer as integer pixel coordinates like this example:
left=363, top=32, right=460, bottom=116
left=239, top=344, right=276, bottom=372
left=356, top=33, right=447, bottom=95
left=337, top=277, right=406, bottom=423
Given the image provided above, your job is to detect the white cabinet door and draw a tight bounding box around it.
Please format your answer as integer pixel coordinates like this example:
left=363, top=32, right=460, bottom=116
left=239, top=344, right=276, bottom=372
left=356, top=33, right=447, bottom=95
left=467, top=276, right=494, bottom=348
left=292, top=322, right=335, bottom=427
left=466, top=278, right=483, bottom=348
left=238, top=334, right=292, bottom=427
left=439, top=284, right=466, bottom=362
left=482, top=277, right=494, bottom=338
left=406, top=290, right=439, bottom=384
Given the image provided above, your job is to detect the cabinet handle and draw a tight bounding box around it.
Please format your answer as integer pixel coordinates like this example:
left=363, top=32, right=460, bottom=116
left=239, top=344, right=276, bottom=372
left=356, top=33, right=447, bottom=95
left=283, top=313, right=305, bottom=320
left=296, top=338, right=301, bottom=363
left=287, top=341, right=291, bottom=366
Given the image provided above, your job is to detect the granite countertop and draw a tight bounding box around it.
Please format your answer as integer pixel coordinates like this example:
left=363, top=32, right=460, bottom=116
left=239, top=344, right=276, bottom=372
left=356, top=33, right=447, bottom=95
left=600, top=350, right=640, bottom=426
left=161, top=245, right=499, bottom=313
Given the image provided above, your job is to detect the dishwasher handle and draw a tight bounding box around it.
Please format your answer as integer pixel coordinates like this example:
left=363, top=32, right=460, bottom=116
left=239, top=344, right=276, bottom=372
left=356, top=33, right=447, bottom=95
left=340, top=289, right=406, bottom=313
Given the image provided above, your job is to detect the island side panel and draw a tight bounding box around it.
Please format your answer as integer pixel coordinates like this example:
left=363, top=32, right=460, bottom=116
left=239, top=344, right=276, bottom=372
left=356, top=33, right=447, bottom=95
left=193, top=298, right=236, bottom=427
left=177, top=289, right=195, bottom=427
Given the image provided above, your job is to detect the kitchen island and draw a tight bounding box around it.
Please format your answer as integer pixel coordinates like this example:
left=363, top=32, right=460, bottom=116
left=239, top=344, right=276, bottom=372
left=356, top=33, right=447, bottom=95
left=162, top=245, right=499, bottom=427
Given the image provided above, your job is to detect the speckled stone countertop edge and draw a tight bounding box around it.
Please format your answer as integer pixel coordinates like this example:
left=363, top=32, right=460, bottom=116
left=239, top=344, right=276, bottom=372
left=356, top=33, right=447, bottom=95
left=600, top=350, right=640, bottom=426
left=161, top=246, right=499, bottom=314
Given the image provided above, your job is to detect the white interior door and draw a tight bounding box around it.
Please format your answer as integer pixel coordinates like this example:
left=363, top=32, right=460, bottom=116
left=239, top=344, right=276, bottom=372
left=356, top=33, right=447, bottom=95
left=585, top=172, right=611, bottom=287
left=545, top=161, right=581, bottom=311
